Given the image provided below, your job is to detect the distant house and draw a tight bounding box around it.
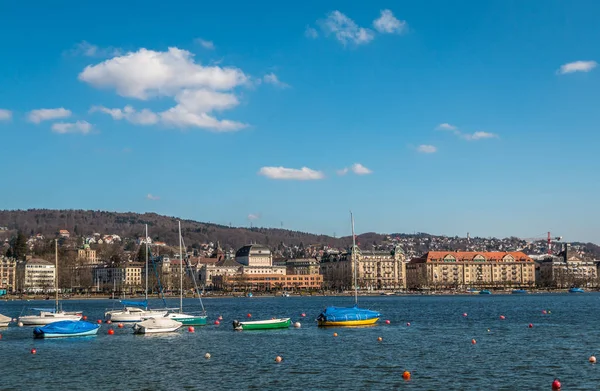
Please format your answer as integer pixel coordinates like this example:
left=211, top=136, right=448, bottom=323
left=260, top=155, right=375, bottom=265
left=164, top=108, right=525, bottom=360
left=59, top=229, right=70, bottom=238
left=154, top=241, right=167, bottom=247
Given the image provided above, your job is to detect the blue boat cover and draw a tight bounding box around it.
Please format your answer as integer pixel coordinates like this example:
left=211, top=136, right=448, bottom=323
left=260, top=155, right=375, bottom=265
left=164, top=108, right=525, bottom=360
left=317, top=305, right=381, bottom=322
left=33, top=321, right=100, bottom=336
left=119, top=300, right=147, bottom=307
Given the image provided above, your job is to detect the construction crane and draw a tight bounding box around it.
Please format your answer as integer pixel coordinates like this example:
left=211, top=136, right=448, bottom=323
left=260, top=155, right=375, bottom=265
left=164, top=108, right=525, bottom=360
left=520, top=232, right=563, bottom=254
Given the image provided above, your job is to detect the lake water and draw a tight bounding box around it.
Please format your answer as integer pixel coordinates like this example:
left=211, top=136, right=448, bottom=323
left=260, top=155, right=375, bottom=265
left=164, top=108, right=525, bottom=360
left=1, top=293, right=599, bottom=390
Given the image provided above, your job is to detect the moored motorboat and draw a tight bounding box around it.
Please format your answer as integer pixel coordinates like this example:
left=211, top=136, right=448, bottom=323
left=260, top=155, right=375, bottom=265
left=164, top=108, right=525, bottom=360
left=105, top=301, right=168, bottom=322
left=19, top=309, right=82, bottom=326
left=512, top=289, right=527, bottom=294
left=568, top=287, right=585, bottom=293
left=317, top=305, right=380, bottom=326
left=232, top=318, right=291, bottom=331
left=33, top=320, right=100, bottom=338
left=133, top=317, right=182, bottom=334
left=479, top=290, right=492, bottom=295
left=0, top=313, right=12, bottom=327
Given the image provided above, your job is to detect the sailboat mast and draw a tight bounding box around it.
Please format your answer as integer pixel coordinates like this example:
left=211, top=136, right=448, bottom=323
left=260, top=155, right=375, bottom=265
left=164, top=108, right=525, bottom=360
left=145, top=224, right=148, bottom=307
left=351, top=212, right=357, bottom=306
left=55, top=239, right=59, bottom=311
left=178, top=220, right=183, bottom=313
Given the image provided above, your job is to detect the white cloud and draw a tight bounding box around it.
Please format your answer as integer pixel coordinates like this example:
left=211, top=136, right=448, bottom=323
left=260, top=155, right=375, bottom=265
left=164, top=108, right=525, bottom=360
left=463, top=131, right=498, bottom=141
left=336, top=167, right=349, bottom=176
left=436, top=123, right=457, bottom=131
left=258, top=166, right=325, bottom=180
left=28, top=108, right=72, bottom=123
left=305, top=26, right=319, bottom=39
left=51, top=120, right=93, bottom=135
left=417, top=144, right=437, bottom=153
left=0, top=109, right=12, bottom=121
left=351, top=163, right=372, bottom=175
left=146, top=194, right=160, bottom=201
left=558, top=61, right=597, bottom=75
left=160, top=106, right=246, bottom=131
left=67, top=41, right=122, bottom=57
left=373, top=10, right=407, bottom=34
left=79, top=47, right=248, bottom=100
left=195, top=38, right=215, bottom=50
left=248, top=213, right=260, bottom=220
left=319, top=11, right=375, bottom=46
left=263, top=73, right=289, bottom=88
left=90, top=105, right=159, bottom=125
left=80, top=47, right=250, bottom=132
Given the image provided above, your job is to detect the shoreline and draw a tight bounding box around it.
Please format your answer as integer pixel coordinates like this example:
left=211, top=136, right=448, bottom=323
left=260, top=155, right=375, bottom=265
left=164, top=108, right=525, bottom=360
left=1, top=288, right=592, bottom=301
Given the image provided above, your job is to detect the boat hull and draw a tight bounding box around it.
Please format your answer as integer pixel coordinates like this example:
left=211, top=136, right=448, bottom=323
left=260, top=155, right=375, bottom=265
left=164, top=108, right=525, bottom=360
left=132, top=318, right=183, bottom=334
left=0, top=314, right=11, bottom=327
left=34, top=328, right=100, bottom=338
left=317, top=317, right=380, bottom=327
left=33, top=320, right=100, bottom=338
left=166, top=313, right=207, bottom=326
left=19, top=312, right=82, bottom=326
left=106, top=308, right=168, bottom=322
left=233, top=318, right=291, bottom=330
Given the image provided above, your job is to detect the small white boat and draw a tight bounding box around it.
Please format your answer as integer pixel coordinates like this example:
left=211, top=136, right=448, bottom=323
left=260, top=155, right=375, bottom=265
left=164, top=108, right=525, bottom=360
left=19, top=310, right=82, bottom=326
left=133, top=317, right=182, bottom=334
left=0, top=313, right=11, bottom=327
left=105, top=306, right=167, bottom=322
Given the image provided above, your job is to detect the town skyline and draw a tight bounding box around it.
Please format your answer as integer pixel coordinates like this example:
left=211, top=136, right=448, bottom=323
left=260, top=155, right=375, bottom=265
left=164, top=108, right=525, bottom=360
left=1, top=1, right=599, bottom=242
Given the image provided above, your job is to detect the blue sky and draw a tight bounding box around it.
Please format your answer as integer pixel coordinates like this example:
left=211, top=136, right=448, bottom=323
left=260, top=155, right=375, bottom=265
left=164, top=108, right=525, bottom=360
left=1, top=0, right=599, bottom=243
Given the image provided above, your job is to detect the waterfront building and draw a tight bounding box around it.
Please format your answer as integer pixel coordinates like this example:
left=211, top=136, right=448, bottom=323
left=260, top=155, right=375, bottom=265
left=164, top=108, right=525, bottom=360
left=406, top=251, right=535, bottom=289
left=92, top=262, right=143, bottom=292
left=214, top=273, right=323, bottom=291
left=320, top=246, right=407, bottom=291
left=0, top=256, right=17, bottom=293
left=17, top=258, right=56, bottom=293
left=537, top=244, right=598, bottom=288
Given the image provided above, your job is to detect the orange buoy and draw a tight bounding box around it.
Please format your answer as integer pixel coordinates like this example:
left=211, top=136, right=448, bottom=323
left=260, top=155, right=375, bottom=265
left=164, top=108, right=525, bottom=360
left=551, top=378, right=561, bottom=390
left=499, top=315, right=506, bottom=320
left=214, top=320, right=220, bottom=325
left=82, top=315, right=87, bottom=320
left=108, top=329, right=115, bottom=335
left=118, top=323, right=124, bottom=328
left=97, top=319, right=102, bottom=324
left=590, top=356, right=597, bottom=363
left=471, top=339, right=477, bottom=345
left=406, top=322, right=411, bottom=327
left=275, top=356, right=282, bottom=363
left=188, top=326, right=195, bottom=333
left=528, top=323, right=533, bottom=328
left=402, top=371, right=411, bottom=380
left=333, top=332, right=338, bottom=337
left=247, top=313, right=252, bottom=318
left=385, top=320, right=390, bottom=324
left=31, top=348, right=37, bottom=354
left=377, top=337, right=383, bottom=342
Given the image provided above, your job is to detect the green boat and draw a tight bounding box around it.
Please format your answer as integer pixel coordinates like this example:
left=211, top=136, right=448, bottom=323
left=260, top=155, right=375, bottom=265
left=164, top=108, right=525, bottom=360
left=232, top=318, right=291, bottom=331
left=166, top=313, right=207, bottom=326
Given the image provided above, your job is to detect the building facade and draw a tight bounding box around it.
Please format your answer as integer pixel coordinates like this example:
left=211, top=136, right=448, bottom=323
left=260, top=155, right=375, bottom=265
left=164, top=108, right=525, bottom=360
left=406, top=251, right=535, bottom=289
left=0, top=256, right=17, bottom=293
left=235, top=244, right=273, bottom=266
left=77, top=245, right=99, bottom=264
left=93, top=263, right=143, bottom=292
left=17, top=258, right=56, bottom=293
left=320, top=246, right=407, bottom=291
left=537, top=244, right=598, bottom=288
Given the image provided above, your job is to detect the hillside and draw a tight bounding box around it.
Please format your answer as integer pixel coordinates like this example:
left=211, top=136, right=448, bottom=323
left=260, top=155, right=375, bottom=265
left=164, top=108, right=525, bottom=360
left=0, top=209, right=384, bottom=250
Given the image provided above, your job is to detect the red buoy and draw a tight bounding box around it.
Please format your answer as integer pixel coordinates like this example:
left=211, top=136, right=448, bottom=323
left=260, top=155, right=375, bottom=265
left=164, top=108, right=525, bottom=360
left=106, top=320, right=112, bottom=324
left=499, top=315, right=506, bottom=320
left=402, top=371, right=411, bottom=380
left=542, top=310, right=547, bottom=314
left=83, top=316, right=88, bottom=320
left=188, top=326, right=195, bottom=333
left=97, top=319, right=102, bottom=324
left=31, top=348, right=37, bottom=354
left=118, top=323, right=124, bottom=328
left=108, top=329, right=115, bottom=335
left=301, top=313, right=306, bottom=317
left=214, top=320, right=220, bottom=325
left=385, top=320, right=391, bottom=324
left=551, top=378, right=561, bottom=390
left=462, top=313, right=468, bottom=317
left=528, top=323, right=533, bottom=328
left=247, top=313, right=252, bottom=318
left=406, top=322, right=411, bottom=327
left=471, top=339, right=477, bottom=345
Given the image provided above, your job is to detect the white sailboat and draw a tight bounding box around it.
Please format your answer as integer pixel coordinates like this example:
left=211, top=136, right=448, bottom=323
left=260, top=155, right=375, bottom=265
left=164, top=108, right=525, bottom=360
left=18, top=240, right=82, bottom=326
left=164, top=221, right=207, bottom=326
left=105, top=224, right=167, bottom=322
left=132, top=316, right=182, bottom=334
left=0, top=314, right=11, bottom=327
